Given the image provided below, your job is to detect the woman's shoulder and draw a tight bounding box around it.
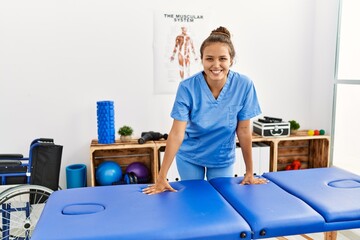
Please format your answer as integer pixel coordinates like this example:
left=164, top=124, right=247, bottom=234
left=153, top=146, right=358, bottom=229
left=179, top=71, right=204, bottom=87
left=229, top=70, right=253, bottom=85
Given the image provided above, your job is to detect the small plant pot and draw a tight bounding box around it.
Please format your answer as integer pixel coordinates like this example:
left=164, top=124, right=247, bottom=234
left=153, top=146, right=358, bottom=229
left=290, top=129, right=298, bottom=135
left=120, top=135, right=132, bottom=142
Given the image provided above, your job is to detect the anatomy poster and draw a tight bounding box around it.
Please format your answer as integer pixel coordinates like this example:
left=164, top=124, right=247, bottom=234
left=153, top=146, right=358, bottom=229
left=153, top=11, right=211, bottom=94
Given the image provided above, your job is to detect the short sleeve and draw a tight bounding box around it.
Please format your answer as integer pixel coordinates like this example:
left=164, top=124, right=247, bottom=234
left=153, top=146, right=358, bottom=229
left=171, top=84, right=191, bottom=122
left=237, top=81, right=262, bottom=120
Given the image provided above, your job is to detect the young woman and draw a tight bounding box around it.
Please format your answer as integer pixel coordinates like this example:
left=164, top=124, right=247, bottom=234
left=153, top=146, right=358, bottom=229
left=143, top=26, right=266, bottom=195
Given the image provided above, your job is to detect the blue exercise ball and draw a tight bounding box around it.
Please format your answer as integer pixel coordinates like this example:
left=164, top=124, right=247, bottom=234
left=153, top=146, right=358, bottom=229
left=96, top=161, right=122, bottom=186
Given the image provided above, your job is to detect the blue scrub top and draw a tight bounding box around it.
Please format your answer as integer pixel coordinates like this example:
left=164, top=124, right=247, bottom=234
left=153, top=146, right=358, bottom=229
left=171, top=70, right=261, bottom=167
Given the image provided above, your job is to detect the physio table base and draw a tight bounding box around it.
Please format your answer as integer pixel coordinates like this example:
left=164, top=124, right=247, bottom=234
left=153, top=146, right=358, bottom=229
left=32, top=167, right=360, bottom=239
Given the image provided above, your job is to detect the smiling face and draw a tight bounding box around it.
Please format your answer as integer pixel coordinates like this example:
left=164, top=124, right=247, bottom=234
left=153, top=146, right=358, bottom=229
left=201, top=42, right=232, bottom=85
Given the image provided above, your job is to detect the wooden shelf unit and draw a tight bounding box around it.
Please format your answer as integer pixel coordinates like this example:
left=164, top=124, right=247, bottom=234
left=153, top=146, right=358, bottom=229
left=251, top=131, right=330, bottom=171
left=90, top=139, right=159, bottom=186
left=89, top=131, right=330, bottom=186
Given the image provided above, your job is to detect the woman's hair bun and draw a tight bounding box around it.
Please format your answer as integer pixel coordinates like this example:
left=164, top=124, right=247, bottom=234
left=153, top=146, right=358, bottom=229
left=210, top=26, right=231, bottom=39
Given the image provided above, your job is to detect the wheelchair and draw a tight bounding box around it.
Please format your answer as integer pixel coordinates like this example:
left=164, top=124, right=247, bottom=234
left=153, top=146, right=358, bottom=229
left=0, top=138, right=62, bottom=240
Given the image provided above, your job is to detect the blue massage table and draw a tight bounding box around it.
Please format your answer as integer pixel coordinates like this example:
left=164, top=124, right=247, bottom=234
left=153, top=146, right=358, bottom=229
left=32, top=179, right=251, bottom=240
left=32, top=167, right=360, bottom=240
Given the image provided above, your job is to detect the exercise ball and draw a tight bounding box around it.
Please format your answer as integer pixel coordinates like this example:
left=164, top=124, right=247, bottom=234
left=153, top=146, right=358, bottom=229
left=125, top=162, right=150, bottom=183
left=96, top=161, right=122, bottom=186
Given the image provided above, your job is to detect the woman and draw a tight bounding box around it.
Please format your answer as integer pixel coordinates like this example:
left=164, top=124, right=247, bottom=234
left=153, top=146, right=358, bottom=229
left=143, top=26, right=266, bottom=195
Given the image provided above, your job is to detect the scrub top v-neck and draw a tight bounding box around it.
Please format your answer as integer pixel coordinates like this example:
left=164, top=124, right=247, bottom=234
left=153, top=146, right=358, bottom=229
left=171, top=70, right=261, bottom=167
left=200, top=70, right=230, bottom=103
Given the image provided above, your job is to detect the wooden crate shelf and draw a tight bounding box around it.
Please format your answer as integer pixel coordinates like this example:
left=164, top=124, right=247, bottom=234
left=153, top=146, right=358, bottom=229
left=89, top=131, right=330, bottom=186
left=251, top=130, right=330, bottom=171
left=90, top=139, right=159, bottom=186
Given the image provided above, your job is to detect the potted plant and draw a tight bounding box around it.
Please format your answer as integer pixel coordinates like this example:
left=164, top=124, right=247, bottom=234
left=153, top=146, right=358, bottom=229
left=118, top=125, right=134, bottom=142
left=289, top=120, right=300, bottom=135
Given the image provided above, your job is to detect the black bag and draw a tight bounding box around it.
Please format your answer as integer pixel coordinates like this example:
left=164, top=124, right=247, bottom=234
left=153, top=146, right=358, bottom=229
left=30, top=143, right=63, bottom=191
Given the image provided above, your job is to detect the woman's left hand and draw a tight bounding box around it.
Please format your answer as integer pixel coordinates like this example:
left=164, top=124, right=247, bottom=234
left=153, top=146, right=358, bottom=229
left=142, top=176, right=177, bottom=195
left=241, top=173, right=268, bottom=185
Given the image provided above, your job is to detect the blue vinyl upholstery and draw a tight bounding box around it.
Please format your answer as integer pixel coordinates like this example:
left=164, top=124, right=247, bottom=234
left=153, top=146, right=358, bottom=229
left=263, top=167, right=360, bottom=232
left=32, top=167, right=360, bottom=239
left=32, top=180, right=251, bottom=240
left=209, top=177, right=325, bottom=238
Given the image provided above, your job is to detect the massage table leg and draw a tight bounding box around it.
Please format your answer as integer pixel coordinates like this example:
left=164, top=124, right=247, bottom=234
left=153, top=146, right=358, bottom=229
left=276, top=231, right=338, bottom=239
left=324, top=231, right=337, bottom=240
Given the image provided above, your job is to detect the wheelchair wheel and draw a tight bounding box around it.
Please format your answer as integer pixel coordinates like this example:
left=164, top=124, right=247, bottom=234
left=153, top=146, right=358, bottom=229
left=0, top=185, right=53, bottom=240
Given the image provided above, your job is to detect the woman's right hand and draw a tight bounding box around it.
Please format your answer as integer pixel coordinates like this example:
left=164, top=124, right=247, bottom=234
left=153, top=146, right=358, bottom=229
left=142, top=176, right=177, bottom=195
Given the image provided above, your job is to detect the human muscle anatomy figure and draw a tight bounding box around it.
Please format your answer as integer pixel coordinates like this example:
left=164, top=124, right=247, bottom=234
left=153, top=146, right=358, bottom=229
left=170, top=27, right=198, bottom=80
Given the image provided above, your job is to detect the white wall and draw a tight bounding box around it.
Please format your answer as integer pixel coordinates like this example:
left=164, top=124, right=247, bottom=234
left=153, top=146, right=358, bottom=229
left=0, top=0, right=340, bottom=188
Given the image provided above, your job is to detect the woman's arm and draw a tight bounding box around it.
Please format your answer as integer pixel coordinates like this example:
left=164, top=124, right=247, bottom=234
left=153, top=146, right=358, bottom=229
left=236, top=120, right=267, bottom=185
left=142, top=119, right=187, bottom=194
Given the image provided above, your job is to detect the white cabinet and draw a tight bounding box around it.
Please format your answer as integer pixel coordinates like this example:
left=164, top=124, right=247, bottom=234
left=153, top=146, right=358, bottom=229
left=234, top=143, right=270, bottom=177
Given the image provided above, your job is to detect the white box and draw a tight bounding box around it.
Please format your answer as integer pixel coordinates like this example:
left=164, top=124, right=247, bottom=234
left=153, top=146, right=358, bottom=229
left=235, top=143, right=270, bottom=176
left=160, top=152, right=180, bottom=182
left=252, top=143, right=261, bottom=175
left=235, top=143, right=263, bottom=176
left=257, top=142, right=270, bottom=174
left=234, top=147, right=244, bottom=177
